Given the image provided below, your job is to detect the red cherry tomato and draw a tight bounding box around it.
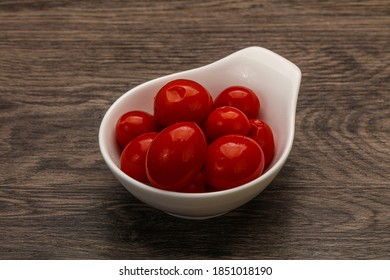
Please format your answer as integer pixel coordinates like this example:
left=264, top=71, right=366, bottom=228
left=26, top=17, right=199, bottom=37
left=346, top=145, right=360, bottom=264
left=154, top=79, right=213, bottom=127
left=214, top=86, right=260, bottom=119
left=205, top=135, right=264, bottom=191
left=205, top=106, right=250, bottom=141
left=120, top=132, right=158, bottom=183
left=146, top=122, right=207, bottom=192
left=116, top=110, right=158, bottom=149
left=248, top=119, right=275, bottom=170
left=181, top=172, right=207, bottom=193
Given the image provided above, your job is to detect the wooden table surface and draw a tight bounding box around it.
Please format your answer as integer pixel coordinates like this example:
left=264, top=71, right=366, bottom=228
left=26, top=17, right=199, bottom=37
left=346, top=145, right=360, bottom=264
left=0, top=0, right=389, bottom=260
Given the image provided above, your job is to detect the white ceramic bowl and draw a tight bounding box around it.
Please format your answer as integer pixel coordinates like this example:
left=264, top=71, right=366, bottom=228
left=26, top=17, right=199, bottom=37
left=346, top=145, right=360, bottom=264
left=99, top=46, right=301, bottom=219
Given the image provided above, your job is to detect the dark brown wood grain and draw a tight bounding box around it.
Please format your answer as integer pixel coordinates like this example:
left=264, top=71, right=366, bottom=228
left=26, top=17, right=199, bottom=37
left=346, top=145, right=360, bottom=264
left=0, top=0, right=389, bottom=259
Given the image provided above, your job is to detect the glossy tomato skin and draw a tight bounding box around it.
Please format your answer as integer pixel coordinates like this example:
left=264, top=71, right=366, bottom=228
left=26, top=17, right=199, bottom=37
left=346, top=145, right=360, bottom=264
left=120, top=132, right=159, bottom=183
left=181, top=172, right=207, bottom=193
left=214, top=86, right=260, bottom=119
left=205, top=106, right=250, bottom=141
left=146, top=122, right=207, bottom=192
left=205, top=135, right=265, bottom=191
left=154, top=79, right=213, bottom=127
left=116, top=110, right=159, bottom=149
left=248, top=119, right=275, bottom=170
